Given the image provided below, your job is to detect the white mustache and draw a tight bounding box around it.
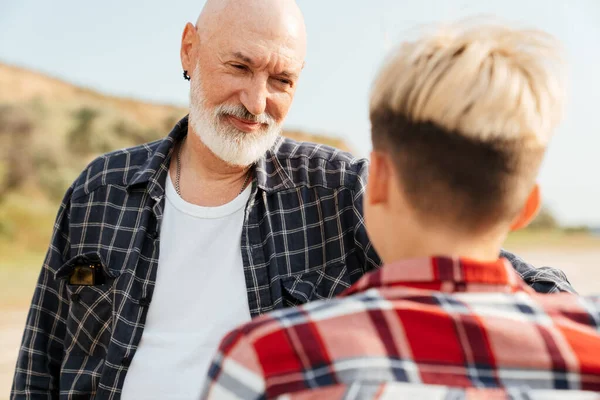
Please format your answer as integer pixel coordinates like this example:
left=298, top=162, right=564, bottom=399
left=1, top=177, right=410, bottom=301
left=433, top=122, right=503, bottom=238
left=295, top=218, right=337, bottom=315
left=214, top=103, right=275, bottom=126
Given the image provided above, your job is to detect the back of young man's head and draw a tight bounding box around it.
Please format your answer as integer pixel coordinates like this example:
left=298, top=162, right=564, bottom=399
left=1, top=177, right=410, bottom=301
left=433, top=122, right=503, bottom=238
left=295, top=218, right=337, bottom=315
left=365, top=22, right=566, bottom=263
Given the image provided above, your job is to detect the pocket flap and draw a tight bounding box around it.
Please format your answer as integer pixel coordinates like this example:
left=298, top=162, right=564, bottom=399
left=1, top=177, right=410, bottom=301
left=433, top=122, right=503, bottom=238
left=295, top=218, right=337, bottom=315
left=55, top=251, right=120, bottom=281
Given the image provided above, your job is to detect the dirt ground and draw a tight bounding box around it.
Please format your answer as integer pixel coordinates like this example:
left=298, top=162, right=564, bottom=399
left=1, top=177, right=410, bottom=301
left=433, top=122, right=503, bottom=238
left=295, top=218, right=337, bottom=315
left=1, top=311, right=27, bottom=400
left=1, top=249, right=599, bottom=399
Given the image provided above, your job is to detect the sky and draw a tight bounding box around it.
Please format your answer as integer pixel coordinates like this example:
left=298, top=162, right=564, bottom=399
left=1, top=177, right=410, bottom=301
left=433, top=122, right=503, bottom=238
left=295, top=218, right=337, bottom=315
left=1, top=0, right=599, bottom=225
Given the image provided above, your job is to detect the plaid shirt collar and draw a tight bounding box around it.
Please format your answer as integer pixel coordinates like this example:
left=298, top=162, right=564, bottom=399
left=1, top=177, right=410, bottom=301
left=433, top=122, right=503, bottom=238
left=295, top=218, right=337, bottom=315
left=343, top=256, right=530, bottom=296
left=125, top=115, right=295, bottom=195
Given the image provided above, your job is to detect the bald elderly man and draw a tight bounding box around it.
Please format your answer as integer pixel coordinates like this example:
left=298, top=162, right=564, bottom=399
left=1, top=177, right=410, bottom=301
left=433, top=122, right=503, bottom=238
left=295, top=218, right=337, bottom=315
left=11, top=1, right=574, bottom=399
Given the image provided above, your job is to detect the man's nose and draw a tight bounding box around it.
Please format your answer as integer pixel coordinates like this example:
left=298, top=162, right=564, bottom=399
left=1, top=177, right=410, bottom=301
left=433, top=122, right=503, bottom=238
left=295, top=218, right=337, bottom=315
left=240, top=77, right=268, bottom=117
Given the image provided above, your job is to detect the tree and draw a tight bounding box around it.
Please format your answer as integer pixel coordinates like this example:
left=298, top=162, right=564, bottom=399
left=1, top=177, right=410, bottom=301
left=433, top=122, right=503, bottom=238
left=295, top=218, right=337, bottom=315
left=68, top=107, right=99, bottom=154
left=0, top=105, right=35, bottom=201
left=528, top=206, right=559, bottom=230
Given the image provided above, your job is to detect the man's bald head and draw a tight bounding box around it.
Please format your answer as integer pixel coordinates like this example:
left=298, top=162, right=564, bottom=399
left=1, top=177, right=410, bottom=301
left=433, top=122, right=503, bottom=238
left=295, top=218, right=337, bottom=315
left=196, top=0, right=306, bottom=61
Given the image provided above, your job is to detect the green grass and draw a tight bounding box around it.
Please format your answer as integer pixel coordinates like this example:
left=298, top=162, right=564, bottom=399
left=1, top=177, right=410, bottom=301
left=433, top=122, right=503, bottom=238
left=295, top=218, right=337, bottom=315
left=0, top=192, right=56, bottom=252
left=0, top=193, right=55, bottom=308
left=0, top=252, right=45, bottom=309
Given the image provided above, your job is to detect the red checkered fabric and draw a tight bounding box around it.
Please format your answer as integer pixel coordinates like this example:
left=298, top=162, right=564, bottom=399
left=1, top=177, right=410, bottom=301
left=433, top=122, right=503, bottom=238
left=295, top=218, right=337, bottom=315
left=201, top=257, right=600, bottom=399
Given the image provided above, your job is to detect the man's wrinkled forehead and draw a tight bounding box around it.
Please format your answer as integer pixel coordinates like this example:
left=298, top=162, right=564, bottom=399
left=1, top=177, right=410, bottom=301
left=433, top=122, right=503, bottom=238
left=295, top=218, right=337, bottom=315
left=196, top=0, right=307, bottom=62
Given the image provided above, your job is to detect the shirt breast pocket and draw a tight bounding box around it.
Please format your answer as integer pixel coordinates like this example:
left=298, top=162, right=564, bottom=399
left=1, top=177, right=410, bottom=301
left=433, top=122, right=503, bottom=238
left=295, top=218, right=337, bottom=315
left=280, top=262, right=352, bottom=307
left=56, top=252, right=119, bottom=358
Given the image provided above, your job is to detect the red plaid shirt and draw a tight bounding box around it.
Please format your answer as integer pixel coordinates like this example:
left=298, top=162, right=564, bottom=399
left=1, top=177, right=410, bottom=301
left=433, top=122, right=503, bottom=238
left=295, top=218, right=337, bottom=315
left=201, top=257, right=600, bottom=399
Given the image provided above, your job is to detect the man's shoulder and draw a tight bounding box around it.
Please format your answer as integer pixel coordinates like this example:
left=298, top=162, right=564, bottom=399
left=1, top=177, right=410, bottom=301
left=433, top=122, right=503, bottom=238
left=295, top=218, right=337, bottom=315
left=273, top=137, right=369, bottom=191
left=276, top=137, right=359, bottom=165
left=500, top=250, right=576, bottom=294
left=71, top=138, right=165, bottom=200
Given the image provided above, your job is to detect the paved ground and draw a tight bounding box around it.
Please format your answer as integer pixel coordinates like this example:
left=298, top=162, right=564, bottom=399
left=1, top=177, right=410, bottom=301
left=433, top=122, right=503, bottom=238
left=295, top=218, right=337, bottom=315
left=1, top=249, right=598, bottom=398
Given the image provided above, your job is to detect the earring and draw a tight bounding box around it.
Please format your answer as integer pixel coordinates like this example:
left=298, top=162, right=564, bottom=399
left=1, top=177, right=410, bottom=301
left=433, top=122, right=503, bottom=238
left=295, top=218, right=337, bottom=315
left=183, top=70, right=191, bottom=81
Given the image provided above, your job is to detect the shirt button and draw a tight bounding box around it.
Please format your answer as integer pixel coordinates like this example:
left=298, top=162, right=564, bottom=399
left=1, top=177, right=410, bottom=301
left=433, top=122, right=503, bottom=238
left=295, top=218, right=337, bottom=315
left=122, top=356, right=131, bottom=367
left=71, top=293, right=80, bottom=303
left=149, top=230, right=159, bottom=240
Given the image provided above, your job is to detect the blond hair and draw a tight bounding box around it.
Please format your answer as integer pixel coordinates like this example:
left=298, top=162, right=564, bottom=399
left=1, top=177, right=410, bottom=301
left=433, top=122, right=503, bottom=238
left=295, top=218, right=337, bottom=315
left=369, top=22, right=567, bottom=231
left=370, top=22, right=566, bottom=147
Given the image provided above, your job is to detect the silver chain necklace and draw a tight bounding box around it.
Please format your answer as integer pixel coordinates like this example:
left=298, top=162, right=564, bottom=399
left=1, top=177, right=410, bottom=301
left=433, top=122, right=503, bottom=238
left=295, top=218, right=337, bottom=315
left=175, top=137, right=251, bottom=197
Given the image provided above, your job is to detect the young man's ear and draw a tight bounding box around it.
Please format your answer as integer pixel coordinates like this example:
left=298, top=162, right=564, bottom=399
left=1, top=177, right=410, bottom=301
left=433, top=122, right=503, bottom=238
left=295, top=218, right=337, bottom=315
left=366, top=151, right=390, bottom=206
left=510, top=184, right=541, bottom=231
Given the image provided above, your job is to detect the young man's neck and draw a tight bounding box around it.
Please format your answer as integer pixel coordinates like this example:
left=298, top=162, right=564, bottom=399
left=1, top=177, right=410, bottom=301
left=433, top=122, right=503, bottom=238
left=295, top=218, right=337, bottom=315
left=380, top=220, right=507, bottom=264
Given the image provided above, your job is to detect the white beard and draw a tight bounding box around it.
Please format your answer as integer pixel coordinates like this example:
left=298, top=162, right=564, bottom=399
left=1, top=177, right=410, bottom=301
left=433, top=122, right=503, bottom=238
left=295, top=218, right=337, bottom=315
left=188, top=64, right=282, bottom=167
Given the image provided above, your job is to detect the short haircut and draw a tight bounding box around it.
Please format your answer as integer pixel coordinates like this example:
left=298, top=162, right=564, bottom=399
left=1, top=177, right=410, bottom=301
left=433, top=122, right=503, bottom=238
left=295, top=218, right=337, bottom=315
left=369, top=22, right=566, bottom=232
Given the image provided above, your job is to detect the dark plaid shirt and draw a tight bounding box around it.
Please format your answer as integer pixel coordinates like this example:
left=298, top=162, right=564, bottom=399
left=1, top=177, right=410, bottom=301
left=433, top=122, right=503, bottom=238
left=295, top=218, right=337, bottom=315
left=11, top=116, right=575, bottom=399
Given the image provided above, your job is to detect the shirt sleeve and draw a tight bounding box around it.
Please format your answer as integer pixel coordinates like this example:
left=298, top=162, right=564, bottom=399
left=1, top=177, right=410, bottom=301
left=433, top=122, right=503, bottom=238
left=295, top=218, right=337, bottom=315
left=500, top=249, right=577, bottom=294
left=351, top=159, right=383, bottom=273
left=200, top=328, right=267, bottom=400
left=11, top=184, right=73, bottom=399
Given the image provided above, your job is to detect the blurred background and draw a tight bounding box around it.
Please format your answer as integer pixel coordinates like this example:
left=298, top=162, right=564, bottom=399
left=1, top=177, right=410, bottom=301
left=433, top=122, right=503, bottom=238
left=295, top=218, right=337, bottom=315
left=1, top=0, right=599, bottom=397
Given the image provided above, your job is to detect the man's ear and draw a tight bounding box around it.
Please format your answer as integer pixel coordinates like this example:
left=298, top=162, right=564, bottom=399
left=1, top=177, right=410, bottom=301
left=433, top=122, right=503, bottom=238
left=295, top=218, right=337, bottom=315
left=180, top=22, right=198, bottom=72
left=510, top=184, right=541, bottom=231
left=366, top=151, right=389, bottom=206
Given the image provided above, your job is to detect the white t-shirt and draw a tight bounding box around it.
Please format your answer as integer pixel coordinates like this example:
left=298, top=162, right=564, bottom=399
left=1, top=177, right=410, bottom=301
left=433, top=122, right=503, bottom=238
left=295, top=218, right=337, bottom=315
left=121, top=173, right=252, bottom=400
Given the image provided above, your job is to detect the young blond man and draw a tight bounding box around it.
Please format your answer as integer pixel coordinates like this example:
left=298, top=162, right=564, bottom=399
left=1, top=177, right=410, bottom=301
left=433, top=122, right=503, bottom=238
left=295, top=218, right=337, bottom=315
left=200, top=22, right=600, bottom=399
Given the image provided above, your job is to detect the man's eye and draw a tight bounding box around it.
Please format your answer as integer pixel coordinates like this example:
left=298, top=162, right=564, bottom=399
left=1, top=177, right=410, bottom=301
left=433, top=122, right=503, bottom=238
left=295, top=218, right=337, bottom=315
left=232, top=64, right=247, bottom=71
left=273, top=77, right=292, bottom=88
